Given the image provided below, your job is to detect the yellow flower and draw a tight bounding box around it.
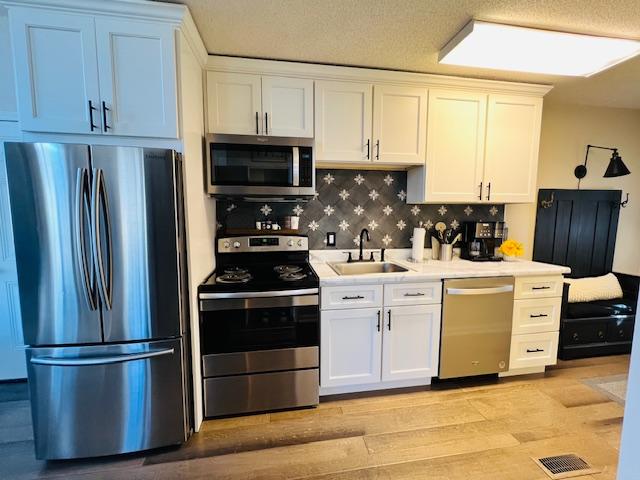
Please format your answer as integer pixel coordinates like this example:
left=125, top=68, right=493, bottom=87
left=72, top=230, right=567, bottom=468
left=499, top=239, right=524, bottom=257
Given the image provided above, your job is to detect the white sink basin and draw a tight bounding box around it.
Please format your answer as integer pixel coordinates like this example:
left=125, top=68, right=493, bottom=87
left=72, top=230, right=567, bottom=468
left=328, top=261, right=409, bottom=276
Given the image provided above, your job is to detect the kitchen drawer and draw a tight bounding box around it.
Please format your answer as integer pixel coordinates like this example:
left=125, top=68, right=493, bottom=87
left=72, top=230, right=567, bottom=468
left=562, top=319, right=608, bottom=345
left=606, top=317, right=635, bottom=343
left=509, top=332, right=559, bottom=369
left=321, top=285, right=383, bottom=310
left=512, top=297, right=561, bottom=335
left=384, top=282, right=442, bottom=306
left=514, top=276, right=564, bottom=300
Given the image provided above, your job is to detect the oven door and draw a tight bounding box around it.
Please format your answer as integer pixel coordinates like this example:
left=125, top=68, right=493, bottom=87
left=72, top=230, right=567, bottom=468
left=206, top=134, right=315, bottom=197
left=199, top=292, right=319, bottom=377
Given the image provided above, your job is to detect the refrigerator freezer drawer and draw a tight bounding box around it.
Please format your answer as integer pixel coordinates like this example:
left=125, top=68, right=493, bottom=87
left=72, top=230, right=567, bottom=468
left=27, top=338, right=187, bottom=460
left=204, top=368, right=319, bottom=417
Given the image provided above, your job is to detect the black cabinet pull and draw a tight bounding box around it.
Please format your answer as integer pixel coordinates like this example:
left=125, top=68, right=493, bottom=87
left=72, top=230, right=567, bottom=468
left=486, top=182, right=491, bottom=201
left=598, top=330, right=605, bottom=339
left=387, top=309, right=391, bottom=330
left=375, top=140, right=380, bottom=160
left=255, top=112, right=259, bottom=134
left=572, top=332, right=579, bottom=340
left=526, top=348, right=544, bottom=353
left=376, top=310, right=381, bottom=332
left=529, top=313, right=548, bottom=318
left=366, top=139, right=370, bottom=159
left=404, top=292, right=425, bottom=297
left=531, top=286, right=551, bottom=290
left=478, top=181, right=483, bottom=200
left=265, top=112, right=269, bottom=135
left=342, top=295, right=364, bottom=300
left=101, top=101, right=110, bottom=132
left=88, top=101, right=98, bottom=131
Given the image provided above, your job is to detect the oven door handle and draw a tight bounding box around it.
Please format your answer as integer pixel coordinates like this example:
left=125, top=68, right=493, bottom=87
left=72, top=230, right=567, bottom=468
left=200, top=293, right=319, bottom=311
left=292, top=146, right=300, bottom=187
left=199, top=288, right=318, bottom=300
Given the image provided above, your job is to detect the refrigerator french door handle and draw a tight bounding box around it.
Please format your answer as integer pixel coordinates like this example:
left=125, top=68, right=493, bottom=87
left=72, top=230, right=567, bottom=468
left=75, top=168, right=97, bottom=310
left=91, top=168, right=113, bottom=310
left=30, top=348, right=175, bottom=366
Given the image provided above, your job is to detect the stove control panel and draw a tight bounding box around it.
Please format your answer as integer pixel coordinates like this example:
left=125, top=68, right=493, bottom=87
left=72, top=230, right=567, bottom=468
left=218, top=235, right=309, bottom=253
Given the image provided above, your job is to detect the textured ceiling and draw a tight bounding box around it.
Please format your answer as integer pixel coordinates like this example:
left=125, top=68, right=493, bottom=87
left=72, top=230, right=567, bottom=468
left=167, top=0, right=640, bottom=109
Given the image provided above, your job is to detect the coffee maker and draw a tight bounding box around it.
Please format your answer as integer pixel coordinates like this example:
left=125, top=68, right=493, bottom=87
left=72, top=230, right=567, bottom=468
left=460, top=221, right=505, bottom=261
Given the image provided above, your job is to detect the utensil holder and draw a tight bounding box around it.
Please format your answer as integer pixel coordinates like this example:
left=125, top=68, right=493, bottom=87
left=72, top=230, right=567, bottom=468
left=440, top=243, right=453, bottom=262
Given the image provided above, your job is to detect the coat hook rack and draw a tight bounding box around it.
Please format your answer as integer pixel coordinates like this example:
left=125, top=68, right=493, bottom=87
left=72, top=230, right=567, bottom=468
left=620, top=192, right=629, bottom=208
left=541, top=192, right=555, bottom=209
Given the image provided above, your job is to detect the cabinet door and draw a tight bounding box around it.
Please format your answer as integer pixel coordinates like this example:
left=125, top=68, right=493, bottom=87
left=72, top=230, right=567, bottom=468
left=315, top=80, right=373, bottom=163
left=424, top=90, right=487, bottom=203
left=262, top=76, right=313, bottom=138
left=381, top=305, right=440, bottom=382
left=207, top=72, right=262, bottom=135
left=483, top=95, right=543, bottom=203
left=320, top=308, right=382, bottom=388
left=10, top=8, right=100, bottom=134
left=372, top=85, right=427, bottom=165
left=95, top=18, right=177, bottom=138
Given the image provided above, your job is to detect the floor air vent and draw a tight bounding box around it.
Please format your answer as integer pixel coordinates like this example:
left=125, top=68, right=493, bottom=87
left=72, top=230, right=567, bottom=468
left=534, top=454, right=599, bottom=479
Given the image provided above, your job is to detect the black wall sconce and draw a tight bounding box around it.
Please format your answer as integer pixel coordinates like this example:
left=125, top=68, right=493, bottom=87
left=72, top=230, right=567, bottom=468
left=575, top=144, right=631, bottom=188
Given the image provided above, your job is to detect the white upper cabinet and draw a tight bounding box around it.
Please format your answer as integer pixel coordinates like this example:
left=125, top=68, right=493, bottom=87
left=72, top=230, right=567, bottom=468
left=10, top=8, right=101, bottom=134
left=207, top=72, right=262, bottom=135
left=9, top=7, right=179, bottom=138
left=95, top=18, right=177, bottom=138
left=373, top=85, right=427, bottom=165
left=381, top=305, right=440, bottom=382
left=262, top=76, right=313, bottom=137
left=410, top=90, right=487, bottom=203
left=483, top=95, right=542, bottom=203
left=407, top=90, right=544, bottom=204
left=314, top=80, right=372, bottom=163
left=207, top=72, right=314, bottom=137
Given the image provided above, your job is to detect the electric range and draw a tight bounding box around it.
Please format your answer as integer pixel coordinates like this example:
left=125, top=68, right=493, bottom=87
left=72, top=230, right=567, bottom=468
left=198, top=235, right=319, bottom=418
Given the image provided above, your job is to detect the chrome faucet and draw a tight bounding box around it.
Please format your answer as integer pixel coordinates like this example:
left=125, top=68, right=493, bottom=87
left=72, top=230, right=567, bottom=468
left=358, top=228, right=370, bottom=261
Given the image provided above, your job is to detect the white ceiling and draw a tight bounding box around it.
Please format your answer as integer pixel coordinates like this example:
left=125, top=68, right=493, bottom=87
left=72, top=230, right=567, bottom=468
left=167, top=0, right=640, bottom=109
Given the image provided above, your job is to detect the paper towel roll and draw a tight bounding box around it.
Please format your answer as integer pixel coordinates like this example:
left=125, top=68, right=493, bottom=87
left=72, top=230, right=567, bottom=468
left=412, top=227, right=426, bottom=262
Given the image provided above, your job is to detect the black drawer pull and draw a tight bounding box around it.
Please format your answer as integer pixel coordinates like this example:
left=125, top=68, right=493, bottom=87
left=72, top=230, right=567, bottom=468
left=531, top=286, right=551, bottom=290
left=404, top=292, right=425, bottom=297
left=572, top=333, right=579, bottom=340
left=342, top=295, right=364, bottom=300
left=376, top=310, right=381, bottom=332
left=530, top=314, right=548, bottom=318
left=526, top=348, right=544, bottom=353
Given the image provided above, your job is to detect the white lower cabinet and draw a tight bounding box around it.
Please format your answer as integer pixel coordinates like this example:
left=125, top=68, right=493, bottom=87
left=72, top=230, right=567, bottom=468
left=320, top=283, right=442, bottom=394
left=381, top=305, right=440, bottom=381
left=320, top=308, right=382, bottom=388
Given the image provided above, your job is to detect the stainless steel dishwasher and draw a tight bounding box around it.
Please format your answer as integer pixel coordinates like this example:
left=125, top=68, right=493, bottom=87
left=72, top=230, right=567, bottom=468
left=439, top=277, right=514, bottom=379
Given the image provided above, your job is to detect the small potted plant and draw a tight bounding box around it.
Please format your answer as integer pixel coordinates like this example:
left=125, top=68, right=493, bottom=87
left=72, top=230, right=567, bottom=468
left=499, top=239, right=524, bottom=262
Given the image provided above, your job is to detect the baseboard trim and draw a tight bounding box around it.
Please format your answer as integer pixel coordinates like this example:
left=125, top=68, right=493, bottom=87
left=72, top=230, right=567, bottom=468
left=320, top=377, right=431, bottom=396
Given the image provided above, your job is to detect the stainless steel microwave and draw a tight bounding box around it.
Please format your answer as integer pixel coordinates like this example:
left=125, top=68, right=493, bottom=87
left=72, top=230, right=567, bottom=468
left=205, top=134, right=315, bottom=199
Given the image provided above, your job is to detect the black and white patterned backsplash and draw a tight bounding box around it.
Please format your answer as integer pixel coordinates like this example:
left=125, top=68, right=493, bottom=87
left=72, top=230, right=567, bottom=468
left=217, top=169, right=504, bottom=250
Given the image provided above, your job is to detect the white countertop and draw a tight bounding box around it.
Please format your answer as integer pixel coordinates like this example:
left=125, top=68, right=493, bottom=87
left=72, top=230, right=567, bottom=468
left=310, top=249, right=570, bottom=286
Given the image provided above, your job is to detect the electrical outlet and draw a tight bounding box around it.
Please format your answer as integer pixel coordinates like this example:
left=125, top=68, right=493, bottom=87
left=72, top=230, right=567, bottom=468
left=326, top=232, right=336, bottom=247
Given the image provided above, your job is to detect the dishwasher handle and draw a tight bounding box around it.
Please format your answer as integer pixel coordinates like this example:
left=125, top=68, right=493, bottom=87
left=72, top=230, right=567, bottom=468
left=446, top=285, right=513, bottom=296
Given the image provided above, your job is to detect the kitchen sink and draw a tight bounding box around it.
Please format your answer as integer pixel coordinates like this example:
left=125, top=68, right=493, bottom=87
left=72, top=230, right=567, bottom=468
left=328, top=261, right=409, bottom=276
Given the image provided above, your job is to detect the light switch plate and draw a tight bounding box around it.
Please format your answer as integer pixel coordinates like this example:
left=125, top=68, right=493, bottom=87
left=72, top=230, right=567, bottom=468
left=326, top=232, right=336, bottom=247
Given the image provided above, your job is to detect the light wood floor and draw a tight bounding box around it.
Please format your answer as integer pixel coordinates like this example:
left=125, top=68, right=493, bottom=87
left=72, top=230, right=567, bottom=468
left=1, top=354, right=629, bottom=479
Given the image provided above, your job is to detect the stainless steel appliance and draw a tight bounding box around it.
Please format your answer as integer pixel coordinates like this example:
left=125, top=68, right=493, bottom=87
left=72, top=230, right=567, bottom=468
left=460, top=221, right=506, bottom=261
left=198, top=235, right=319, bottom=417
left=4, top=143, right=191, bottom=459
left=439, top=277, right=514, bottom=379
left=205, top=134, right=315, bottom=199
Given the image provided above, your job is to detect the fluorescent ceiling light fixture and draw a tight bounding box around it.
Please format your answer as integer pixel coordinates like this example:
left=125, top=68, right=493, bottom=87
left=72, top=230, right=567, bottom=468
left=439, top=20, right=640, bottom=77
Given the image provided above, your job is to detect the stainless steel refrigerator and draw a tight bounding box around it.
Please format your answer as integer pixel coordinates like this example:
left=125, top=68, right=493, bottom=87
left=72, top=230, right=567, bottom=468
left=4, top=142, right=192, bottom=460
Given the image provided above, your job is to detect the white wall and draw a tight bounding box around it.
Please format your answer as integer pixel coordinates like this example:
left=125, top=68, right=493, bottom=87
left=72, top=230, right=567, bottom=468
left=177, top=32, right=216, bottom=431
left=506, top=102, right=640, bottom=275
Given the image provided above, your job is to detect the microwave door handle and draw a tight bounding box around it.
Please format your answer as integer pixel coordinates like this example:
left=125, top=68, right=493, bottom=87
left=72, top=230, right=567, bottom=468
left=292, top=147, right=300, bottom=186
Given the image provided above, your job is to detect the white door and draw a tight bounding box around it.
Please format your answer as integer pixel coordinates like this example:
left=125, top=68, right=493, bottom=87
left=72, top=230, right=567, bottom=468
left=320, top=308, right=382, bottom=388
left=424, top=90, right=487, bottom=203
left=0, top=142, right=26, bottom=380
left=381, top=305, right=440, bottom=382
left=372, top=85, right=428, bottom=165
left=95, top=18, right=177, bottom=138
left=9, top=8, right=101, bottom=134
left=314, top=80, right=373, bottom=163
left=261, top=76, right=313, bottom=138
left=207, top=72, right=262, bottom=135
left=483, top=95, right=543, bottom=203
